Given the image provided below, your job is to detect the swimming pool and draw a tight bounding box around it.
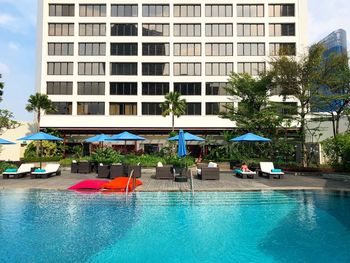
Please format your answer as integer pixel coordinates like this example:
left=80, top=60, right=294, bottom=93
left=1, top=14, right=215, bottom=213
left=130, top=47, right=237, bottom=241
left=0, top=190, right=349, bottom=263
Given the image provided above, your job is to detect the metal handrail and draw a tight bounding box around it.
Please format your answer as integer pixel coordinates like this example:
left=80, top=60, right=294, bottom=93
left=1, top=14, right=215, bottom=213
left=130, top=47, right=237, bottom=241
left=189, top=170, right=195, bottom=197
left=125, top=169, right=135, bottom=199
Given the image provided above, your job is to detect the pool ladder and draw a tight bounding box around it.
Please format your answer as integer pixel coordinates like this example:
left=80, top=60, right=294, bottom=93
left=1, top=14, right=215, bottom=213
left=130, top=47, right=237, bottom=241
left=189, top=170, right=195, bottom=197
left=125, top=169, right=135, bottom=200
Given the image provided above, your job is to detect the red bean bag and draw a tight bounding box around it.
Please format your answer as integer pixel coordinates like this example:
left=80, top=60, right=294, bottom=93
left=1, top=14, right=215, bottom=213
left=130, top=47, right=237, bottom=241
left=101, top=177, right=142, bottom=192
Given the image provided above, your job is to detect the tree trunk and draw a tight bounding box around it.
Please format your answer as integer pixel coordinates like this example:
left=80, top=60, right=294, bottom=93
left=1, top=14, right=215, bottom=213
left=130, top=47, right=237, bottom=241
left=172, top=113, right=175, bottom=132
left=37, top=110, right=41, bottom=132
left=36, top=110, right=41, bottom=156
left=335, top=113, right=341, bottom=136
left=331, top=113, right=336, bottom=138
left=299, top=111, right=307, bottom=167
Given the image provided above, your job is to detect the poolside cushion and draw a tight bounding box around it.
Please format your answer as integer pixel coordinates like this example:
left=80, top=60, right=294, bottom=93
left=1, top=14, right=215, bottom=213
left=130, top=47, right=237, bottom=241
left=34, top=169, right=46, bottom=173
left=4, top=168, right=17, bottom=172
left=271, top=169, right=282, bottom=173
left=68, top=180, right=109, bottom=190
left=101, top=177, right=142, bottom=192
left=234, top=169, right=243, bottom=174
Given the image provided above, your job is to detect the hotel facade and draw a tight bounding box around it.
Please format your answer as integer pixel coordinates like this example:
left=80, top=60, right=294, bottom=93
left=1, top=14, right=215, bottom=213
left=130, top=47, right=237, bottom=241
left=36, top=0, right=307, bottom=141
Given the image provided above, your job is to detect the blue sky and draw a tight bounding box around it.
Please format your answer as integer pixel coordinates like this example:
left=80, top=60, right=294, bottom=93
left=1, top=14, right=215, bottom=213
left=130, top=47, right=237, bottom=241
left=0, top=0, right=349, bottom=121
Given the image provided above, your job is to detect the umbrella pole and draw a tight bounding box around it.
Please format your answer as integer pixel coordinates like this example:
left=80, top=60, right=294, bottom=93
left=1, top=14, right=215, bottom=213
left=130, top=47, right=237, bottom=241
left=40, top=140, right=43, bottom=169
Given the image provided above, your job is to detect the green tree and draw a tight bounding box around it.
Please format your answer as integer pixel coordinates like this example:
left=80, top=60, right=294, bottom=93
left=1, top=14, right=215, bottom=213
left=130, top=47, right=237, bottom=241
left=0, top=82, right=19, bottom=133
left=221, top=73, right=282, bottom=138
left=25, top=93, right=56, bottom=132
left=311, top=48, right=350, bottom=136
left=161, top=92, right=186, bottom=132
left=268, top=44, right=325, bottom=166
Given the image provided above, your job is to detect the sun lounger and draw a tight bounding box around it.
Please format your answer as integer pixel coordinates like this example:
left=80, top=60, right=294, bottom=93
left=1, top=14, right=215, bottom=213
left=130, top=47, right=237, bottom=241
left=259, top=162, right=284, bottom=179
left=31, top=164, right=61, bottom=179
left=234, top=169, right=257, bottom=179
left=3, top=163, right=35, bottom=179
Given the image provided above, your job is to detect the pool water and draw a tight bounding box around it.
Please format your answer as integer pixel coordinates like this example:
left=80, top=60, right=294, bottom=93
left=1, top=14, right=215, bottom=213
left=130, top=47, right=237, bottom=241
left=0, top=190, right=350, bottom=263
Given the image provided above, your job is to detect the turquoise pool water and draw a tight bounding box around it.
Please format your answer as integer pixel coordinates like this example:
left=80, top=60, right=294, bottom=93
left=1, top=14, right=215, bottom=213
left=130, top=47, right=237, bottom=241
left=0, top=190, right=350, bottom=263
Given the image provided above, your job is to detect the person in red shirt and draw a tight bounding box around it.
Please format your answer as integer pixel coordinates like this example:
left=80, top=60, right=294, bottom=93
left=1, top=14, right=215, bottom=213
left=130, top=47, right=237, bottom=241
left=241, top=162, right=252, bottom=172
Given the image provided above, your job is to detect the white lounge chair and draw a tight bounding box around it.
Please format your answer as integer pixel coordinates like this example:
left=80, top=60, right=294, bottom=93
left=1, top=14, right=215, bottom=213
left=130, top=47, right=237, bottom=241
left=235, top=169, right=257, bottom=179
left=3, top=163, right=35, bottom=179
left=260, top=162, right=284, bottom=179
left=31, top=164, right=61, bottom=179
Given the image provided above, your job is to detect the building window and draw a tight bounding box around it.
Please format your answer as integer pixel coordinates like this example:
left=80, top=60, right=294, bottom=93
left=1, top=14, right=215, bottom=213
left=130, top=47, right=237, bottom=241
left=47, top=82, right=73, bottom=95
left=237, top=62, right=266, bottom=76
left=237, top=24, right=265, bottom=37
left=205, top=43, right=233, bottom=56
left=205, top=5, right=232, bottom=17
left=174, top=24, right=201, bottom=37
left=174, top=43, right=201, bottom=56
left=269, top=4, right=295, bottom=17
left=273, top=102, right=298, bottom=115
left=174, top=63, right=201, bottom=76
left=111, top=4, right=138, bottom=17
left=110, top=63, right=138, bottom=75
left=111, top=43, right=138, bottom=56
left=48, top=23, right=74, bottom=36
left=142, top=24, right=169, bottom=36
left=205, top=24, right=233, bottom=37
left=142, top=103, right=162, bottom=115
left=237, top=5, right=264, bottom=17
left=142, top=43, right=169, bottom=56
left=237, top=43, right=265, bottom=56
left=269, top=23, right=295, bottom=36
left=185, top=103, right=201, bottom=115
left=111, top=24, right=138, bottom=36
left=269, top=43, right=296, bottom=56
left=49, top=4, right=74, bottom=16
left=78, top=43, right=106, bottom=56
left=142, top=63, right=169, bottom=76
left=174, top=5, right=201, bottom=17
left=206, top=103, right=228, bottom=115
left=78, top=62, right=105, bottom=75
left=79, top=23, right=106, bottom=36
left=77, top=102, right=105, bottom=115
left=205, top=63, right=233, bottom=76
left=47, top=62, right=73, bottom=75
left=142, top=4, right=169, bottom=17
left=49, top=102, right=72, bottom=115
left=142, top=83, right=169, bottom=95
left=110, top=82, right=137, bottom=95
left=110, top=103, right=137, bottom=115
left=48, top=43, right=74, bottom=56
left=78, top=82, right=105, bottom=95
left=206, top=82, right=229, bottom=95
left=174, top=83, right=201, bottom=95
left=79, top=4, right=106, bottom=17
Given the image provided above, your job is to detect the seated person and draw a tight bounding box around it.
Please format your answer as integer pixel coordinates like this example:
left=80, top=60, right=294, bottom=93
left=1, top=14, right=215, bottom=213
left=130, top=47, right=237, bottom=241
left=241, top=162, right=252, bottom=172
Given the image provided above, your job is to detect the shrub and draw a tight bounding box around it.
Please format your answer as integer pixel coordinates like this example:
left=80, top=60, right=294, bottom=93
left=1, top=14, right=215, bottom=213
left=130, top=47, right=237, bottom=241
left=91, top=147, right=123, bottom=164
left=322, top=133, right=350, bottom=171
left=21, top=156, right=61, bottom=163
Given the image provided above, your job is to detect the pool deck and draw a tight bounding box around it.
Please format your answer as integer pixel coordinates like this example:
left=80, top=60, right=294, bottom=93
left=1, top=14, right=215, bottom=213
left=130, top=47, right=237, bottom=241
left=1, top=167, right=350, bottom=192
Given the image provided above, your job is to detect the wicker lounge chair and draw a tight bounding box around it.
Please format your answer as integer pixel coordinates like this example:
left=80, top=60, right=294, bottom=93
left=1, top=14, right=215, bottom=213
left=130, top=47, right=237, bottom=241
left=97, top=164, right=110, bottom=178
left=31, top=164, right=61, bottom=179
left=71, top=160, right=78, bottom=173
left=110, top=164, right=124, bottom=179
left=197, top=162, right=220, bottom=180
left=259, top=162, right=284, bottom=179
left=155, top=165, right=174, bottom=180
left=3, top=163, right=35, bottom=179
left=126, top=164, right=141, bottom=178
left=78, top=160, right=91, bottom=174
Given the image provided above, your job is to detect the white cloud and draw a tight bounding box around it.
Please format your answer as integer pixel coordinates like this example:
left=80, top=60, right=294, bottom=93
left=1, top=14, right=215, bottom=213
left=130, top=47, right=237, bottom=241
left=0, top=63, right=10, bottom=77
left=7, top=42, right=20, bottom=51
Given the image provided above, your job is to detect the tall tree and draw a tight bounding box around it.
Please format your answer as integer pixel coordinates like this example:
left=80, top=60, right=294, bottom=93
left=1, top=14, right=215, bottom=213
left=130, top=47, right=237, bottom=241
left=268, top=44, right=325, bottom=166
left=312, top=49, right=350, bottom=136
left=25, top=93, right=56, bottom=132
left=220, top=73, right=282, bottom=138
left=0, top=82, right=19, bottom=133
left=161, top=92, right=186, bottom=132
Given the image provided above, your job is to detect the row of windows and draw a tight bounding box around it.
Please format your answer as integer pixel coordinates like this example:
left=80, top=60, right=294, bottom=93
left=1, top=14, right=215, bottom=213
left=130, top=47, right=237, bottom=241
left=48, top=23, right=296, bottom=37
left=46, top=82, right=229, bottom=96
left=48, top=42, right=294, bottom=57
left=48, top=102, right=230, bottom=116
left=48, top=4, right=295, bottom=17
left=47, top=62, right=272, bottom=76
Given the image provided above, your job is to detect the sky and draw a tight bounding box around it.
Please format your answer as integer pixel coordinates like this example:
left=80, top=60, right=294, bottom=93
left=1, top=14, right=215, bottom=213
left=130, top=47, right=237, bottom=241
left=0, top=0, right=349, bottom=122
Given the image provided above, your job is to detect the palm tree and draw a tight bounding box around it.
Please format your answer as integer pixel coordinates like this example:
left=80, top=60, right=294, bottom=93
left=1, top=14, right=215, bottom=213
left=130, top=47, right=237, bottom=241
left=26, top=93, right=56, bottom=132
left=161, top=92, right=186, bottom=132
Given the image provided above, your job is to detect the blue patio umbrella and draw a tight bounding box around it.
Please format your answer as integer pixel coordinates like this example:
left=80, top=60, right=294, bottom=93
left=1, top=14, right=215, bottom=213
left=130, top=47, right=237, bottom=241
left=18, top=132, right=63, bottom=168
left=0, top=138, right=15, bottom=145
left=168, top=132, right=205, bottom=142
left=230, top=133, right=271, bottom=142
left=108, top=131, right=145, bottom=150
left=85, top=134, right=111, bottom=143
left=177, top=129, right=187, bottom=158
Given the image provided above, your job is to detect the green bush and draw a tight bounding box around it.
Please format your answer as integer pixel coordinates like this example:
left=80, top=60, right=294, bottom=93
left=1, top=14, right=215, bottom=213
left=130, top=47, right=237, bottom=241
left=165, top=156, right=195, bottom=167
left=322, top=133, right=350, bottom=171
left=21, top=156, right=61, bottom=163
left=91, top=147, right=123, bottom=164
left=24, top=141, right=63, bottom=158
left=0, top=162, right=17, bottom=173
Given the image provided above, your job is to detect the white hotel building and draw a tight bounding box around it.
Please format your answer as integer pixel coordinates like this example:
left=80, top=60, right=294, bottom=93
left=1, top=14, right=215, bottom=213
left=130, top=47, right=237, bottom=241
left=36, top=0, right=307, bottom=142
